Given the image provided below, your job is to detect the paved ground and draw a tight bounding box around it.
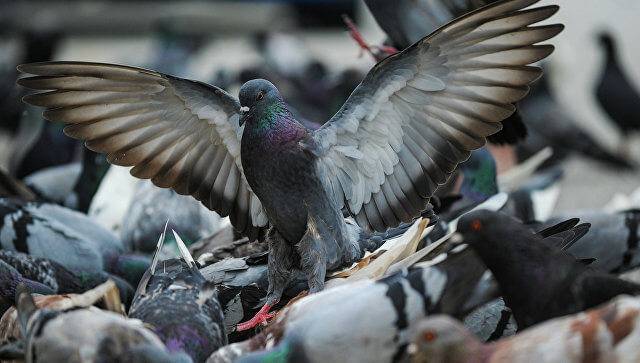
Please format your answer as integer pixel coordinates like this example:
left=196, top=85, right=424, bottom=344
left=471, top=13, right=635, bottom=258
left=554, top=155, right=640, bottom=213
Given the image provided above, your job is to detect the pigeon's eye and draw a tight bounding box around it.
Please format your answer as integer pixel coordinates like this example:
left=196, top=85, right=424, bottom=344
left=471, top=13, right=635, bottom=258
left=423, top=331, right=437, bottom=342
left=471, top=219, right=482, bottom=232
left=256, top=91, right=265, bottom=101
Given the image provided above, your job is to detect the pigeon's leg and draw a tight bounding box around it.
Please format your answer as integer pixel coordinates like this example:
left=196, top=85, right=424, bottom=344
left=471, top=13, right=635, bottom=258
left=297, top=217, right=329, bottom=293
left=236, top=229, right=294, bottom=332
left=342, top=14, right=398, bottom=61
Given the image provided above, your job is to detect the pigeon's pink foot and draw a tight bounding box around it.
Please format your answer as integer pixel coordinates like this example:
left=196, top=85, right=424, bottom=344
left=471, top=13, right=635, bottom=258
left=236, top=304, right=276, bottom=331
left=379, top=45, right=399, bottom=55
left=342, top=15, right=374, bottom=56
left=342, top=14, right=399, bottom=61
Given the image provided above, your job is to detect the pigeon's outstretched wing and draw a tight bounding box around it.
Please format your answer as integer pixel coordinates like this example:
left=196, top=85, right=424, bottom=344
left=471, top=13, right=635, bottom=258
left=365, top=0, right=499, bottom=50
left=17, top=62, right=268, bottom=238
left=312, top=0, right=562, bottom=232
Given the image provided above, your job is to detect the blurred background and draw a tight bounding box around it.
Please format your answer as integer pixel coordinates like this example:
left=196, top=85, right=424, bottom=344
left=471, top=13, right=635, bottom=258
left=0, top=0, right=639, bottom=225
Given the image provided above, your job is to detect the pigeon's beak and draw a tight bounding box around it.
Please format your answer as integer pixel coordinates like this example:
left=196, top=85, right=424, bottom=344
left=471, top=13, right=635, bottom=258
left=239, top=106, right=250, bottom=126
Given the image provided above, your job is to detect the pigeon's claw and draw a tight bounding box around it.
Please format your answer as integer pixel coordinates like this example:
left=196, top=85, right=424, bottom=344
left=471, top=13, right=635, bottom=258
left=342, top=14, right=398, bottom=62
left=342, top=14, right=373, bottom=57
left=378, top=45, right=399, bottom=56
left=236, top=304, right=276, bottom=332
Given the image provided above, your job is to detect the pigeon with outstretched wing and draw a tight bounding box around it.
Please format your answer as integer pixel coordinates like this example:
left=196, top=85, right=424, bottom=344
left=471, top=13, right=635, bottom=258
left=18, top=0, right=562, bottom=331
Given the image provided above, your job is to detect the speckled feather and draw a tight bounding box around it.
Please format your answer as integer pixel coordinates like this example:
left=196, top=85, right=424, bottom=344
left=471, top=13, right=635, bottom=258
left=130, top=258, right=227, bottom=362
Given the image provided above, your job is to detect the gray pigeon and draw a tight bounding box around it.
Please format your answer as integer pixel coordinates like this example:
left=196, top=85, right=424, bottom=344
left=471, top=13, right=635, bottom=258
left=18, top=0, right=562, bottom=330
left=212, top=245, right=491, bottom=363
left=550, top=209, right=640, bottom=274
left=15, top=285, right=191, bottom=363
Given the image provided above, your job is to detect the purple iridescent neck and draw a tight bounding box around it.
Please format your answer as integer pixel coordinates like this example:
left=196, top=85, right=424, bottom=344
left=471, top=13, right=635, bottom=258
left=245, top=101, right=306, bottom=143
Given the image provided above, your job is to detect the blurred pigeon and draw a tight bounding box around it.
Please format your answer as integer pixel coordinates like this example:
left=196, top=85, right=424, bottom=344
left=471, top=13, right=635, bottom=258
left=22, top=147, right=110, bottom=211
left=120, top=180, right=222, bottom=253
left=0, top=260, right=54, bottom=315
left=359, top=0, right=528, bottom=145
left=14, top=285, right=190, bottom=363
left=364, top=0, right=499, bottom=51
left=499, top=167, right=563, bottom=223
left=212, top=245, right=491, bottom=363
left=596, top=33, right=640, bottom=134
left=0, top=199, right=149, bottom=289
left=456, top=148, right=499, bottom=204
left=0, top=167, right=36, bottom=201
left=0, top=250, right=135, bottom=306
left=409, top=295, right=640, bottom=363
left=518, top=72, right=634, bottom=169
left=0, top=31, right=61, bottom=135
left=457, top=210, right=640, bottom=329
left=19, top=0, right=562, bottom=330
left=130, top=229, right=227, bottom=362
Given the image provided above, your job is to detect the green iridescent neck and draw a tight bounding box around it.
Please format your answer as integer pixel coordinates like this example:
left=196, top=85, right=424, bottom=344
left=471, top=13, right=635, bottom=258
left=256, top=101, right=288, bottom=131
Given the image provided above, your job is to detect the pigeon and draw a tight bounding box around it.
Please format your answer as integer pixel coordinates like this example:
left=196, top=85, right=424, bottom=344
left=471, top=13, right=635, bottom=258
left=0, top=259, right=54, bottom=315
left=461, top=216, right=591, bottom=340
left=595, top=32, right=640, bottom=134
left=549, top=209, right=640, bottom=274
left=203, top=220, right=418, bottom=341
left=129, top=229, right=227, bottom=362
left=518, top=71, right=634, bottom=169
left=22, top=146, right=110, bottom=211
left=456, top=148, right=499, bottom=204
left=14, top=285, right=191, bottom=363
left=0, top=198, right=149, bottom=289
left=120, top=180, right=222, bottom=253
left=211, top=244, right=491, bottom=363
left=359, top=0, right=528, bottom=145
left=18, top=0, right=563, bottom=330
left=409, top=295, right=640, bottom=363
left=0, top=250, right=136, bottom=306
left=456, top=210, right=640, bottom=329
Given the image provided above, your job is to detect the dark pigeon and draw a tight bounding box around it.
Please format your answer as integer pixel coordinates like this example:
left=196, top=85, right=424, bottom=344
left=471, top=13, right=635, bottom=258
left=596, top=33, right=640, bottom=134
left=0, top=259, right=54, bottom=315
left=18, top=0, right=562, bottom=331
left=518, top=72, right=634, bottom=169
left=130, top=229, right=227, bottom=362
left=463, top=216, right=591, bottom=340
left=457, top=210, right=640, bottom=329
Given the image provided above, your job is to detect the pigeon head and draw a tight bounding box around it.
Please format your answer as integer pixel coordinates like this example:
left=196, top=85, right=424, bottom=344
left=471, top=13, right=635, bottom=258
left=454, top=210, right=525, bottom=265
left=238, top=79, right=283, bottom=124
left=408, top=315, right=480, bottom=363
left=598, top=32, right=616, bottom=57
left=459, top=148, right=498, bottom=203
left=108, top=254, right=151, bottom=287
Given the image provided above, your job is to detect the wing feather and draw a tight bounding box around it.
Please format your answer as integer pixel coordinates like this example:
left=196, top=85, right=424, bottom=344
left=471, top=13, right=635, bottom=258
left=313, top=0, right=561, bottom=232
left=18, top=61, right=268, bottom=239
